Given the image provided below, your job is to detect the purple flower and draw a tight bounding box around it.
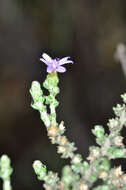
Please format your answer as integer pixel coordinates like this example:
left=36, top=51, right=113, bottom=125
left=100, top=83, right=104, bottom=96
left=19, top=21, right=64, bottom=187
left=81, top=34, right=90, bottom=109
left=40, top=53, right=74, bottom=73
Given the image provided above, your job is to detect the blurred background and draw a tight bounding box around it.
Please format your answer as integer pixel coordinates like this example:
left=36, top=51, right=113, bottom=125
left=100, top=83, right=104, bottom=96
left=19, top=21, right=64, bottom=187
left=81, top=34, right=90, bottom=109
left=0, top=0, right=126, bottom=189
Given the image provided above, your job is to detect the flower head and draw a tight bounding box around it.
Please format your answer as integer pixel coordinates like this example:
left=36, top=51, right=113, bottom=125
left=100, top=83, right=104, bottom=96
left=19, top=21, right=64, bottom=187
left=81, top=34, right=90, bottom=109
left=40, top=53, right=74, bottom=73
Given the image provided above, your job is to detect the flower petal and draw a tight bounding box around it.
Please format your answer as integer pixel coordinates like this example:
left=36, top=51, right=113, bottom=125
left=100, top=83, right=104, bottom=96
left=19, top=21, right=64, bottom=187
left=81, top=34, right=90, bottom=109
left=60, top=56, right=69, bottom=61
left=40, top=58, right=49, bottom=65
left=59, top=57, right=73, bottom=65
left=42, top=53, right=52, bottom=62
left=59, top=57, right=70, bottom=64
left=56, top=66, right=66, bottom=73
left=47, top=66, right=54, bottom=73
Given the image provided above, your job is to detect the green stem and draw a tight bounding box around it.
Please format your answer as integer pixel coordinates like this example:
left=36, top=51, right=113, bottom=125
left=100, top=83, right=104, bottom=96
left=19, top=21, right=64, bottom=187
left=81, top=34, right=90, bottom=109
left=0, top=155, right=13, bottom=190
left=3, top=178, right=12, bottom=190
left=40, top=111, right=50, bottom=128
left=50, top=100, right=56, bottom=126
